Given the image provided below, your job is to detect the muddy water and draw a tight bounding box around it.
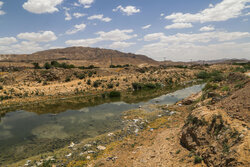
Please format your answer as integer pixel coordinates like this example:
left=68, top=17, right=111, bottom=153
left=0, top=84, right=204, bottom=164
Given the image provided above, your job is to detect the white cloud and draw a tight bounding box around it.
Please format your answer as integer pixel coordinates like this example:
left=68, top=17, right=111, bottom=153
left=109, top=41, right=135, bottom=49
left=0, top=37, right=17, bottom=45
left=63, top=7, right=72, bottom=21
left=165, top=23, right=193, bottom=29
left=23, top=0, right=63, bottom=14
left=165, top=0, right=250, bottom=23
left=66, top=23, right=86, bottom=35
left=0, top=41, right=47, bottom=54
left=66, top=29, right=137, bottom=46
left=138, top=30, right=250, bottom=61
left=113, top=5, right=140, bottom=16
left=73, top=2, right=81, bottom=7
left=88, top=14, right=112, bottom=22
left=144, top=33, right=165, bottom=41
left=78, top=0, right=94, bottom=8
left=17, top=31, right=57, bottom=42
left=96, top=29, right=137, bottom=41
left=200, top=25, right=215, bottom=32
left=142, top=24, right=151, bottom=30
left=73, top=12, right=86, bottom=18
left=143, top=31, right=250, bottom=43
left=137, top=42, right=250, bottom=61
left=0, top=1, right=5, bottom=15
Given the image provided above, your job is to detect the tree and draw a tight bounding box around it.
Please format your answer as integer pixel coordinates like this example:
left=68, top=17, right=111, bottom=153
left=44, top=62, right=52, bottom=69
left=32, top=63, right=41, bottom=69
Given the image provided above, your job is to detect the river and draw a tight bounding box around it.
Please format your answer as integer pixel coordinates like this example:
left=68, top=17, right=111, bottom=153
left=0, top=84, right=204, bottom=165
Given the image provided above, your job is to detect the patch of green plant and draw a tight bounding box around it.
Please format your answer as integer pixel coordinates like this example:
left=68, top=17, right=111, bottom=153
left=65, top=76, right=71, bottom=82
left=221, top=86, right=230, bottom=91
left=194, top=155, right=202, bottom=164
left=108, top=91, right=121, bottom=98
left=32, top=62, right=41, bottom=69
left=176, top=150, right=181, bottom=154
left=44, top=62, right=52, bottom=69
left=202, top=83, right=218, bottom=91
left=107, top=83, right=114, bottom=89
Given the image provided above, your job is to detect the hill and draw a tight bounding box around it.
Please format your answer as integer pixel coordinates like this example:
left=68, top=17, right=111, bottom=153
left=0, top=47, right=159, bottom=67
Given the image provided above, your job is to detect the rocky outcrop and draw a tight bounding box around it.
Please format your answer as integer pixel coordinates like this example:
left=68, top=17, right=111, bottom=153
left=180, top=107, right=249, bottom=167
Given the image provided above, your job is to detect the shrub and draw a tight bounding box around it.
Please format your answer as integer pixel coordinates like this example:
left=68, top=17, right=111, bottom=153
left=194, top=156, right=202, bottom=164
left=107, top=83, right=114, bottom=89
left=132, top=82, right=142, bottom=91
left=44, top=62, right=52, bottom=69
left=144, top=83, right=157, bottom=89
left=196, top=71, right=209, bottom=79
left=109, top=91, right=121, bottom=98
left=76, top=73, right=85, bottom=79
left=87, top=79, right=91, bottom=85
left=88, top=71, right=93, bottom=77
left=93, top=80, right=101, bottom=88
left=65, top=76, right=71, bottom=82
left=51, top=61, right=60, bottom=67
left=0, top=85, right=3, bottom=90
left=234, top=67, right=246, bottom=73
left=32, top=63, right=41, bottom=69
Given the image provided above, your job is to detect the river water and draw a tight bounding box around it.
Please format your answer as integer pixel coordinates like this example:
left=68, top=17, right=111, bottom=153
left=0, top=84, right=204, bottom=164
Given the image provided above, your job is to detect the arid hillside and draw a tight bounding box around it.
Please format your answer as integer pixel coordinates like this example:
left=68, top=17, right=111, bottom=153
left=0, top=47, right=159, bottom=67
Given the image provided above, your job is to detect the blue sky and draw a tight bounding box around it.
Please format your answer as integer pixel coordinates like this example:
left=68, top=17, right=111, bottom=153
left=0, top=0, right=250, bottom=61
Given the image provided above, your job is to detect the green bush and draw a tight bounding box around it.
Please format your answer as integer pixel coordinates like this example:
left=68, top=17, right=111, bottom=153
left=109, top=91, right=121, bottom=98
left=76, top=73, right=85, bottom=79
left=196, top=71, right=210, bottom=79
left=32, top=62, right=41, bottom=69
left=132, top=82, right=161, bottom=91
left=65, top=76, right=71, bottom=82
left=234, top=67, right=246, bottom=73
left=194, top=156, right=202, bottom=164
left=107, top=83, right=114, bottom=89
left=132, top=83, right=142, bottom=91
left=0, top=85, right=3, bottom=90
left=87, top=79, right=91, bottom=85
left=93, top=80, right=101, bottom=88
left=51, top=61, right=60, bottom=67
left=44, top=62, right=52, bottom=69
left=88, top=71, right=93, bottom=77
